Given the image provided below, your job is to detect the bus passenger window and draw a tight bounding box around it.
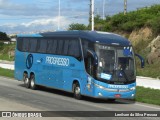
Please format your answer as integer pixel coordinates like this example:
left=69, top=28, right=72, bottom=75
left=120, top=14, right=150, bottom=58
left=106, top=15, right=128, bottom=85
left=22, top=38, right=29, bottom=51
left=47, top=39, right=53, bottom=53
left=63, top=40, right=70, bottom=55
left=52, top=40, right=58, bottom=54
left=17, top=38, right=23, bottom=51
left=56, top=40, right=64, bottom=55
left=29, top=39, right=37, bottom=52
left=68, top=40, right=81, bottom=60
left=37, top=39, right=47, bottom=53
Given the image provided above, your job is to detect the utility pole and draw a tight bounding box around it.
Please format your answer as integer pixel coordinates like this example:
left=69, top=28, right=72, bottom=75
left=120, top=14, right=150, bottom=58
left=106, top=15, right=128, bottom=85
left=91, top=0, right=94, bottom=31
left=124, top=0, right=127, bottom=15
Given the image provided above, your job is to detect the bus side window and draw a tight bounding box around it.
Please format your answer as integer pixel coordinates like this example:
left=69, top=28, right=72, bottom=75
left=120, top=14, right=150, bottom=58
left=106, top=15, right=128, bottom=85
left=17, top=38, right=23, bottom=51
left=87, top=56, right=94, bottom=76
left=37, top=39, right=47, bottom=53
left=47, top=39, right=53, bottom=54
left=68, top=39, right=81, bottom=60
left=52, top=39, right=58, bottom=54
left=29, top=39, right=37, bottom=52
left=56, top=39, right=64, bottom=55
left=22, top=38, right=29, bottom=52
left=63, top=40, right=69, bottom=55
left=81, top=39, right=95, bottom=77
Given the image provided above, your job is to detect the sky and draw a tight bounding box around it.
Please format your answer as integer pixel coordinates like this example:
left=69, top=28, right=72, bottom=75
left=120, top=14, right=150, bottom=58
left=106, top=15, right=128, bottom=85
left=0, top=0, right=160, bottom=34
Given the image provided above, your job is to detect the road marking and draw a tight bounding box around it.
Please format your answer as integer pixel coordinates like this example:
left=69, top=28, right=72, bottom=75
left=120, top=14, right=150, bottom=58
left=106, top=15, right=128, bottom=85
left=135, top=103, right=160, bottom=110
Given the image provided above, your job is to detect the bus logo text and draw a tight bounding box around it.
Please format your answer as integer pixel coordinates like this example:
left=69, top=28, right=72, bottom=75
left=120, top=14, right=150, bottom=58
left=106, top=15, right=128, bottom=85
left=108, top=85, right=128, bottom=89
left=46, top=56, right=69, bottom=66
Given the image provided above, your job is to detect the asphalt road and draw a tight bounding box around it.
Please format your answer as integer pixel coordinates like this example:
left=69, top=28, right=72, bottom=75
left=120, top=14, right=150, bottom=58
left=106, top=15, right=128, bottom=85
left=0, top=76, right=160, bottom=120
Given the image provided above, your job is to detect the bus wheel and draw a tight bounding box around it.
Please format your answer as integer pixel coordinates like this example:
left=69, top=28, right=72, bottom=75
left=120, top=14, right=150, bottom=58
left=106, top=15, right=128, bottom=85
left=23, top=73, right=30, bottom=88
left=73, top=83, right=81, bottom=100
left=30, top=74, right=37, bottom=90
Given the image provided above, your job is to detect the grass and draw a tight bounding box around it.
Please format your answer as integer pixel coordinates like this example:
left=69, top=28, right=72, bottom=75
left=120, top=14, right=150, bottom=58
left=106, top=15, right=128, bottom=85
left=136, top=86, right=160, bottom=105
left=0, top=54, right=14, bottom=61
left=0, top=67, right=14, bottom=78
left=136, top=62, right=160, bottom=79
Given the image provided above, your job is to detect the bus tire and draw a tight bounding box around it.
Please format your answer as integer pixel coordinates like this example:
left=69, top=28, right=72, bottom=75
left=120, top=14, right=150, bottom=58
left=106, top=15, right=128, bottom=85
left=73, top=82, right=81, bottom=100
left=30, top=74, right=37, bottom=90
left=23, top=73, right=30, bottom=88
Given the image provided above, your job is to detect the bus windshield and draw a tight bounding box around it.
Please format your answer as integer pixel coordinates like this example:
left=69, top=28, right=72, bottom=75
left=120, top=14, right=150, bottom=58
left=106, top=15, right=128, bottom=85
left=95, top=44, right=135, bottom=84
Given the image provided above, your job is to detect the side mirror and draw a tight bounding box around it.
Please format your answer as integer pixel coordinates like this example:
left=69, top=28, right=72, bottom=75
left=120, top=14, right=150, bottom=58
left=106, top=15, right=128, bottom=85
left=87, top=49, right=98, bottom=66
left=135, top=54, right=145, bottom=68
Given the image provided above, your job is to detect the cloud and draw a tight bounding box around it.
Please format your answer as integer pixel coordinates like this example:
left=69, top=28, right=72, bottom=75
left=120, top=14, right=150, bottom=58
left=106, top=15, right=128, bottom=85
left=1, top=0, right=160, bottom=34
left=0, top=0, right=89, bottom=34
left=21, top=16, right=70, bottom=28
left=0, top=16, right=87, bottom=34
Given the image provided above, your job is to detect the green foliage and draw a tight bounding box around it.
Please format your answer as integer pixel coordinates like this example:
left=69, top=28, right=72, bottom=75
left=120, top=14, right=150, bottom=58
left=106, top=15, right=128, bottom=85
left=92, top=5, right=160, bottom=36
left=147, top=17, right=160, bottom=36
left=94, top=15, right=105, bottom=24
left=136, top=86, right=160, bottom=105
left=0, top=32, right=10, bottom=41
left=0, top=68, right=14, bottom=78
left=68, top=5, right=160, bottom=35
left=68, top=23, right=88, bottom=30
left=0, top=44, right=15, bottom=61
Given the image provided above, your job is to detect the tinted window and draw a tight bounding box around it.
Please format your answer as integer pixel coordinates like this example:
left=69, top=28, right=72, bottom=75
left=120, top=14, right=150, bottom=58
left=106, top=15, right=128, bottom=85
left=29, top=39, right=37, bottom=52
left=57, top=39, right=64, bottom=54
left=82, top=39, right=94, bottom=58
left=37, top=39, right=47, bottom=53
left=68, top=39, right=81, bottom=58
left=82, top=40, right=88, bottom=58
left=52, top=39, right=58, bottom=54
left=63, top=40, right=70, bottom=55
left=22, top=38, right=30, bottom=51
left=17, top=38, right=23, bottom=51
left=47, top=39, right=53, bottom=53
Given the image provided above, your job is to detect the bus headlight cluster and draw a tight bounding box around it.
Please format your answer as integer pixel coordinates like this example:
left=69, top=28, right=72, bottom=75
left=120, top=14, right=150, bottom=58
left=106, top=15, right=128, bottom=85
left=129, top=86, right=136, bottom=91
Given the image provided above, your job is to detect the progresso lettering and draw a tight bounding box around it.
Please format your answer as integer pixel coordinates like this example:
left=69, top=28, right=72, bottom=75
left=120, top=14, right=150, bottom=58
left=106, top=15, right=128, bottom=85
left=108, top=85, right=128, bottom=89
left=46, top=56, right=69, bottom=66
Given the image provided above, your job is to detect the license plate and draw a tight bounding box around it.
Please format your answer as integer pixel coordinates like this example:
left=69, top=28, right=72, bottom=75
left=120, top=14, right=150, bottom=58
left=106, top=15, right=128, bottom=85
left=115, top=94, right=121, bottom=98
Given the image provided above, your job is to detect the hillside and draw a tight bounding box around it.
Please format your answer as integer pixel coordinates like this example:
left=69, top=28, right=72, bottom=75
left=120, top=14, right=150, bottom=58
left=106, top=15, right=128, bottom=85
left=92, top=5, right=160, bottom=78
left=95, top=4, right=160, bottom=36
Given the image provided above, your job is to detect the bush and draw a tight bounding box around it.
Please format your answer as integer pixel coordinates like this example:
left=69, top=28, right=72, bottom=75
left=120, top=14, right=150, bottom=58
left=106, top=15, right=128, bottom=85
left=148, top=17, right=160, bottom=36
left=68, top=23, right=88, bottom=30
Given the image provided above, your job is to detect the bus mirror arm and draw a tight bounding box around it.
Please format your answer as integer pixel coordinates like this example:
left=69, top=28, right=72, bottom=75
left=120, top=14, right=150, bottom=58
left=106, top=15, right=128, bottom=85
left=87, top=49, right=98, bottom=66
left=135, top=53, right=145, bottom=68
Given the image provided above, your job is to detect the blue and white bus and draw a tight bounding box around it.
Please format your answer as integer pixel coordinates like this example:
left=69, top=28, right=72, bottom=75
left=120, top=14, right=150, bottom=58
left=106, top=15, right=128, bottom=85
left=15, top=31, right=143, bottom=100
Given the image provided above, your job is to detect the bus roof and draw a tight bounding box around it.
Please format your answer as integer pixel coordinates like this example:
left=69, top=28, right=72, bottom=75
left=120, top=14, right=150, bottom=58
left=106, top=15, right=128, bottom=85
left=17, top=31, right=131, bottom=46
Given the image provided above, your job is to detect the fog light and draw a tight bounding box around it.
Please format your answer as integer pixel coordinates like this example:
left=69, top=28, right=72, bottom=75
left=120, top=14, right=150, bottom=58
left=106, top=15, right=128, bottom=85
left=131, top=94, right=135, bottom=97
left=98, top=92, right=103, bottom=96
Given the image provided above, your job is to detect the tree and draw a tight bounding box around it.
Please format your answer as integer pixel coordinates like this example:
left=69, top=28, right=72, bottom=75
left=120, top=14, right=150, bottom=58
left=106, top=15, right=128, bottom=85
left=68, top=23, right=88, bottom=30
left=0, top=32, right=10, bottom=41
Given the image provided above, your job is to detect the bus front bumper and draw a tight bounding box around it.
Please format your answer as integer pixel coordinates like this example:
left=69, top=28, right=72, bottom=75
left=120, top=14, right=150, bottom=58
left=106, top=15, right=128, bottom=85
left=93, top=82, right=136, bottom=99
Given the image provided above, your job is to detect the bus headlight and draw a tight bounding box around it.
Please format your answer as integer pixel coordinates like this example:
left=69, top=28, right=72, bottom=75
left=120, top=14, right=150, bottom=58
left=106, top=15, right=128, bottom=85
left=129, top=86, right=136, bottom=91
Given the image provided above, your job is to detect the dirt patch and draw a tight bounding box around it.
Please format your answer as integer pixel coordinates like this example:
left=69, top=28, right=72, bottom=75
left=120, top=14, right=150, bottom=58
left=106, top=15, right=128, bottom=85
left=128, top=27, right=152, bottom=46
